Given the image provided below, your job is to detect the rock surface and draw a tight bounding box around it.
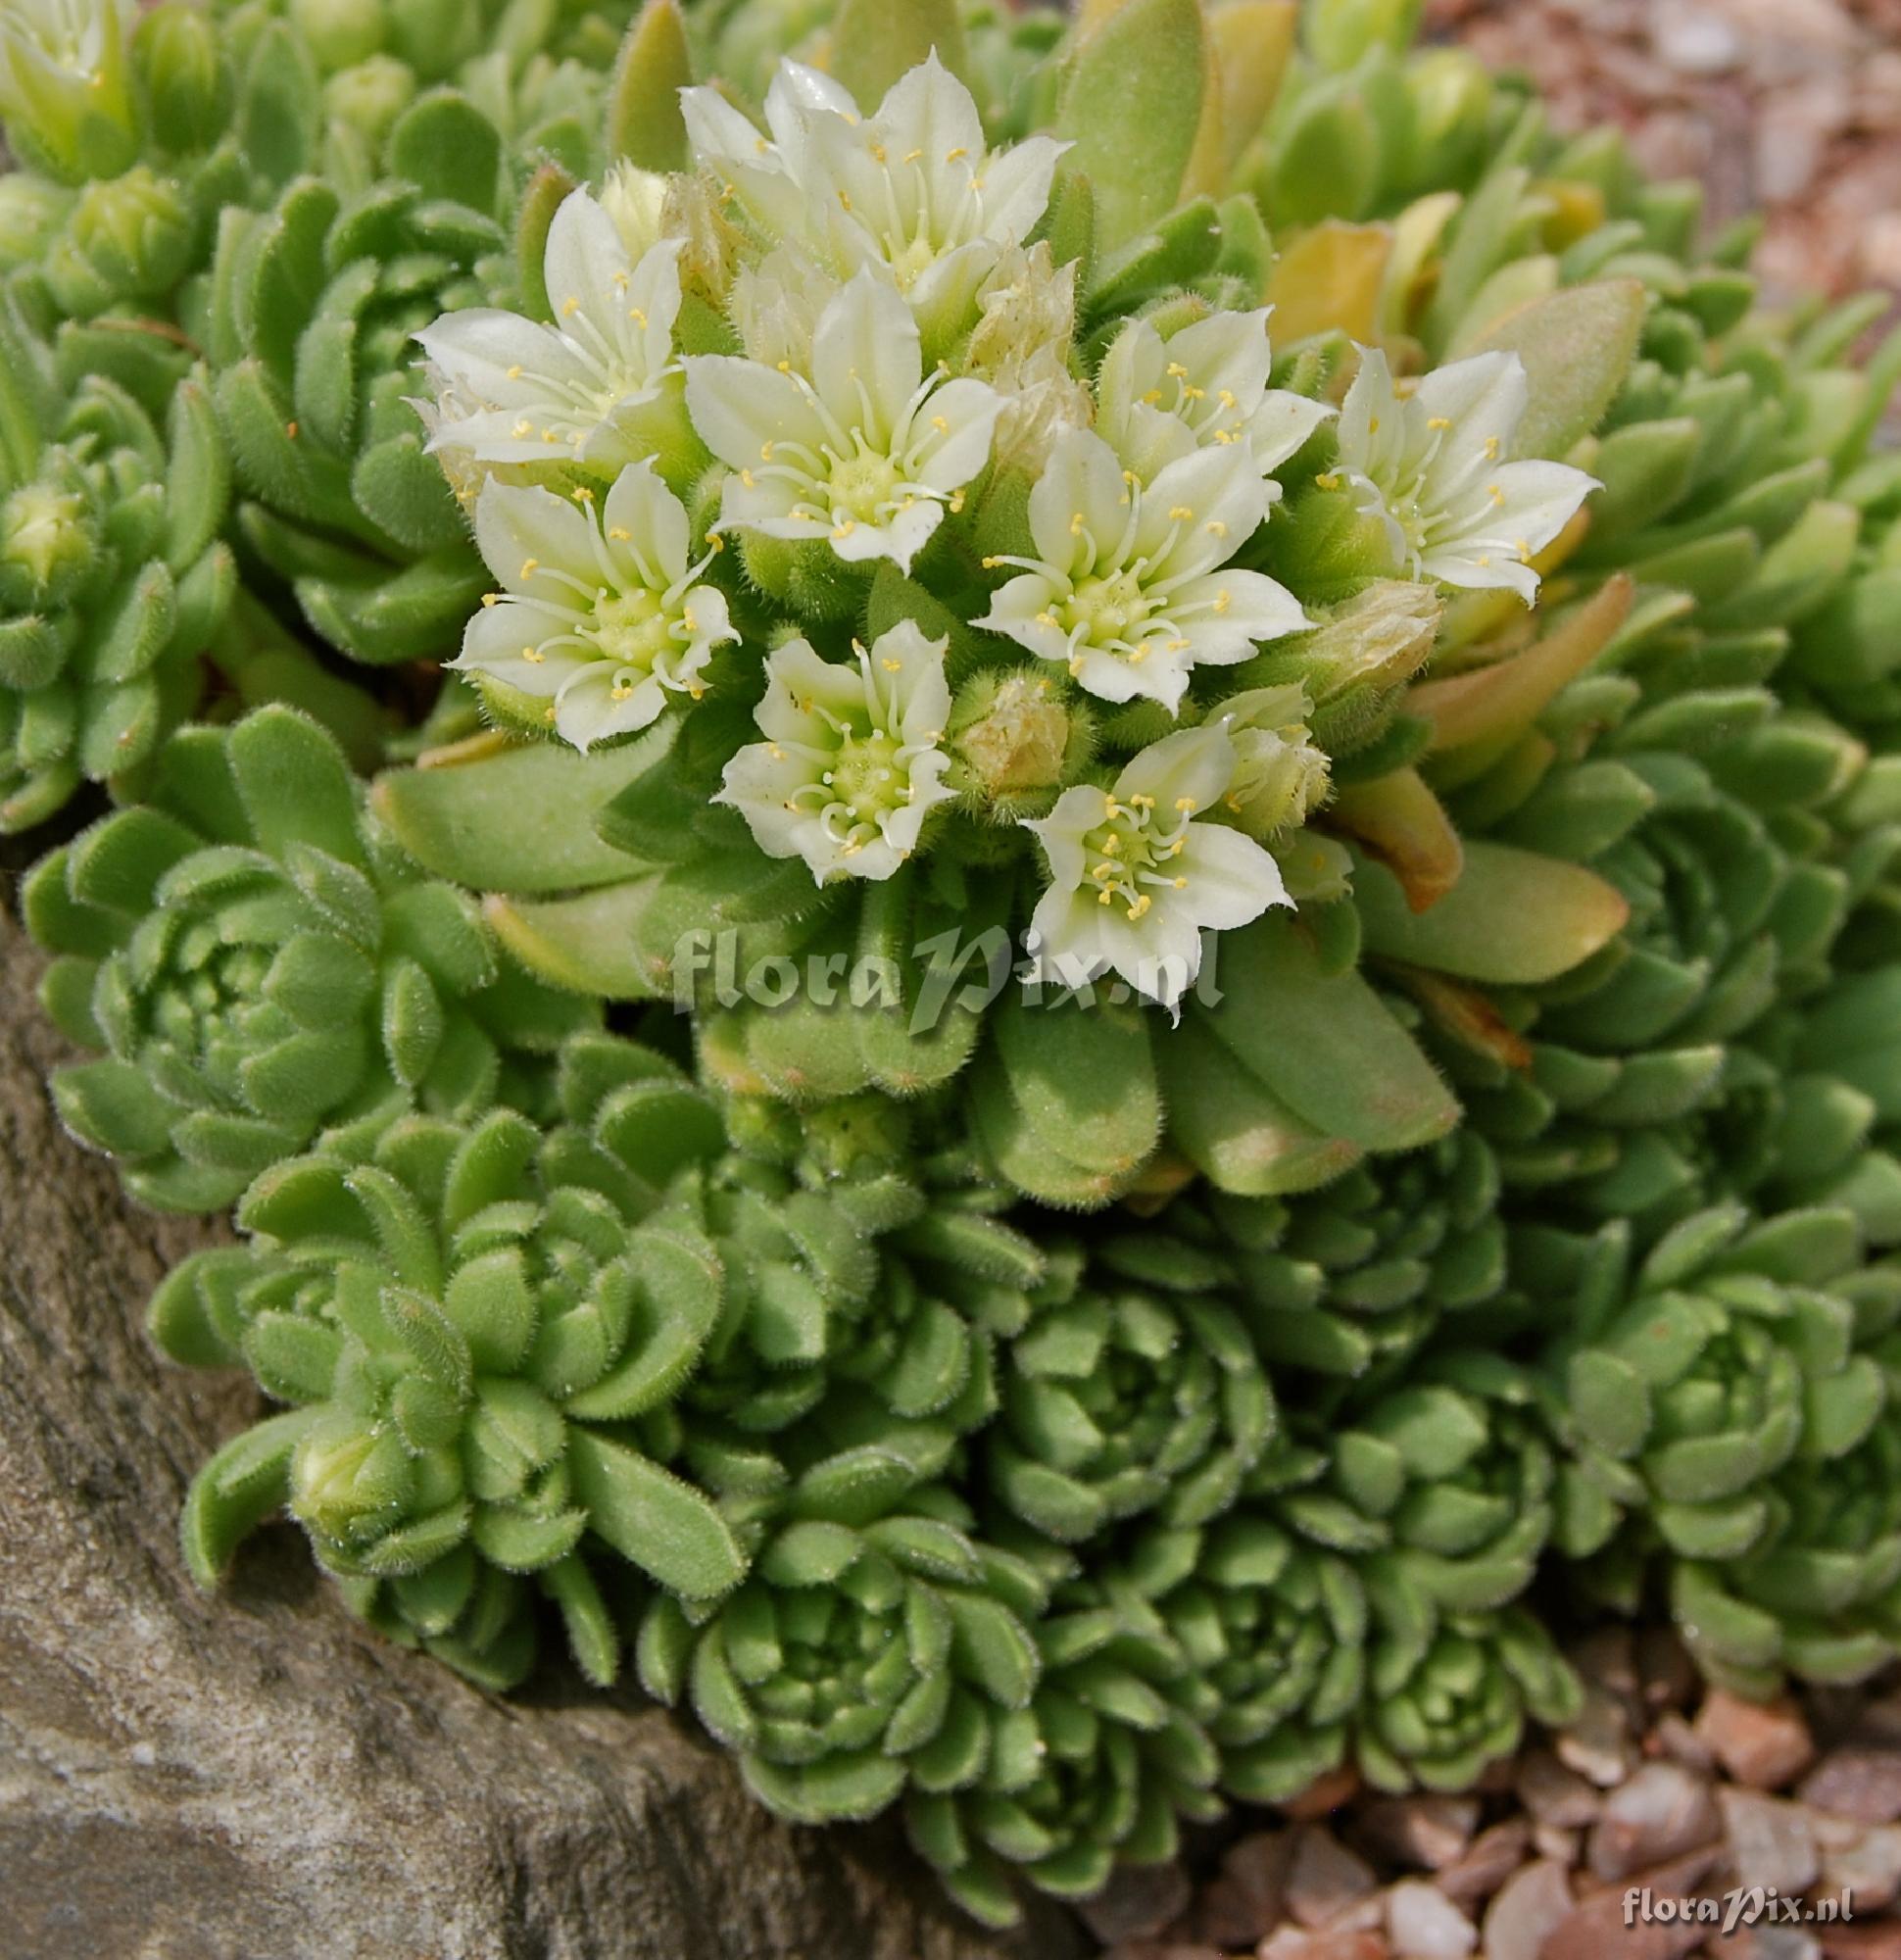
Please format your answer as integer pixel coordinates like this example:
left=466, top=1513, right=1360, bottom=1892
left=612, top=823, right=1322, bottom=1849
left=0, top=922, right=1078, bottom=1960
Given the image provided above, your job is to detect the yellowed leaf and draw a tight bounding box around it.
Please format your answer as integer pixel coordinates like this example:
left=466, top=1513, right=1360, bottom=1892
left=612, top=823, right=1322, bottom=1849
left=1266, top=220, right=1394, bottom=344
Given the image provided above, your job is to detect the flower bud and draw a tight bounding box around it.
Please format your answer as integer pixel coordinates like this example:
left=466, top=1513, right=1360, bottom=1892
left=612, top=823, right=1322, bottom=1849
left=291, top=1421, right=414, bottom=1545
left=0, top=173, right=72, bottom=271
left=1250, top=580, right=1441, bottom=756
left=0, top=0, right=140, bottom=185
left=44, top=164, right=192, bottom=316
left=289, top=0, right=386, bottom=73
left=600, top=160, right=670, bottom=262
left=321, top=51, right=414, bottom=151
left=965, top=243, right=1091, bottom=476
left=950, top=669, right=1086, bottom=812
left=131, top=2, right=230, bottom=152
left=801, top=1094, right=911, bottom=1180
left=1219, top=685, right=1331, bottom=838
left=1, top=479, right=93, bottom=605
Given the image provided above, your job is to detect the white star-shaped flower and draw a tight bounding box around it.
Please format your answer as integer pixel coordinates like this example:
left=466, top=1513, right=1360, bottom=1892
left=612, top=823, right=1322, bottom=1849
left=451, top=463, right=735, bottom=752
left=684, top=267, right=1003, bottom=574
left=682, top=53, right=1067, bottom=346
left=1095, top=309, right=1335, bottom=488
left=717, top=620, right=957, bottom=883
left=977, top=426, right=1308, bottom=713
left=1332, top=346, right=1601, bottom=601
left=1022, top=721, right=1292, bottom=1013
left=414, top=188, right=685, bottom=476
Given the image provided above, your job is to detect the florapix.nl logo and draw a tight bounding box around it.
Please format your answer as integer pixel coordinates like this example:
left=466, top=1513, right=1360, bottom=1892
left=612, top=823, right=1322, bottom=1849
left=668, top=924, right=1227, bottom=1028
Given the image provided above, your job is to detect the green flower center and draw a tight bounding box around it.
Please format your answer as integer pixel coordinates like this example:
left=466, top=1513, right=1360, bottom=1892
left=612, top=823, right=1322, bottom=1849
left=829, top=726, right=906, bottom=818
left=584, top=585, right=682, bottom=679
left=1079, top=792, right=1194, bottom=921
left=1059, top=569, right=1150, bottom=647
left=828, top=448, right=904, bottom=524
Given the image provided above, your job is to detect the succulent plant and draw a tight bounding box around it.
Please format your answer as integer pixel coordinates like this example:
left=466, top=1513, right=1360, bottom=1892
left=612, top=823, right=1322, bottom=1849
left=906, top=1564, right=1222, bottom=1928
left=0, top=312, right=233, bottom=830
left=24, top=705, right=594, bottom=1209
left=985, top=1236, right=1274, bottom=1544
left=206, top=160, right=507, bottom=664
left=1356, top=1606, right=1582, bottom=1795
left=1535, top=1201, right=1887, bottom=1572
left=148, top=1048, right=748, bottom=1688
left=637, top=1472, right=1047, bottom=1826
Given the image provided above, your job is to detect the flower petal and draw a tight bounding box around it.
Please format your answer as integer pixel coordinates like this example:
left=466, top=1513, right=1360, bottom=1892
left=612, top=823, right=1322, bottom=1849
left=906, top=375, right=1003, bottom=491
left=1173, top=820, right=1292, bottom=931
left=1114, top=721, right=1237, bottom=812
left=811, top=269, right=921, bottom=441
left=474, top=478, right=601, bottom=591
left=603, top=460, right=690, bottom=588
left=1029, top=426, right=1132, bottom=573
left=683, top=354, right=829, bottom=468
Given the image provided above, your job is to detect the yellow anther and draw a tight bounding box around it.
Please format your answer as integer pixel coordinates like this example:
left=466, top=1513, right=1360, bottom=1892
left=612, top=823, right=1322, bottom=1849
left=1316, top=471, right=1341, bottom=491
left=882, top=658, right=902, bottom=672
left=1213, top=589, right=1231, bottom=613
left=761, top=441, right=775, bottom=462
left=948, top=491, right=965, bottom=514
left=1141, top=388, right=1163, bottom=407
left=1218, top=390, right=1237, bottom=410
left=1206, top=519, right=1228, bottom=538
left=870, top=142, right=886, bottom=163
left=903, top=148, right=923, bottom=164
left=1174, top=875, right=1188, bottom=889
left=1168, top=506, right=1194, bottom=521
left=982, top=556, right=1000, bottom=568
left=932, top=415, right=949, bottom=432
left=609, top=525, right=631, bottom=541
left=561, top=295, right=581, bottom=316
left=1485, top=434, right=1501, bottom=459
left=1070, top=512, right=1086, bottom=534
left=506, top=364, right=523, bottom=380
left=1069, top=657, right=1085, bottom=677
left=777, top=359, right=792, bottom=372
left=628, top=307, right=648, bottom=325
left=834, top=519, right=856, bottom=538
left=1166, top=363, right=1189, bottom=378
left=571, top=484, right=594, bottom=503
left=1368, top=416, right=1381, bottom=433
left=1428, top=416, right=1451, bottom=430
left=1488, top=484, right=1505, bottom=505
left=1212, top=429, right=1237, bottom=444
left=741, top=468, right=756, bottom=488
left=523, top=647, right=545, bottom=663
left=1181, top=384, right=1205, bottom=402
left=481, top=593, right=501, bottom=608
left=838, top=190, right=853, bottom=211
left=512, top=418, right=532, bottom=438
left=1036, top=612, right=1058, bottom=628
left=1175, top=796, right=1197, bottom=812
left=611, top=683, right=632, bottom=700
left=520, top=558, right=539, bottom=579
left=946, top=147, right=967, bottom=163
